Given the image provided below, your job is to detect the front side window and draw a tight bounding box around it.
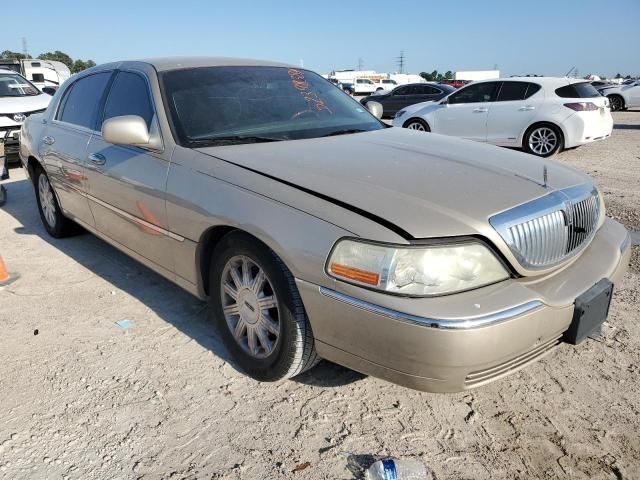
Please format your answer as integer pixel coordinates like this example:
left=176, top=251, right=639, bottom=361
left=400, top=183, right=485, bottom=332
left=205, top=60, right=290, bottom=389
left=102, top=71, right=154, bottom=129
left=394, top=86, right=410, bottom=95
left=161, top=66, right=383, bottom=147
left=57, top=72, right=111, bottom=129
left=448, top=82, right=499, bottom=104
left=0, top=72, right=40, bottom=97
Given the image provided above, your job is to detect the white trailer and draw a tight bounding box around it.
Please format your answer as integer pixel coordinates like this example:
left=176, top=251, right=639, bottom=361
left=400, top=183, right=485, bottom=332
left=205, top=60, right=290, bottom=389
left=0, top=59, right=71, bottom=91
left=454, top=70, right=500, bottom=81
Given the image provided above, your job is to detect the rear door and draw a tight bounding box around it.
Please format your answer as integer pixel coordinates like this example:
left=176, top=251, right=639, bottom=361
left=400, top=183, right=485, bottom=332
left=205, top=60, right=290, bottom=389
left=84, top=69, right=174, bottom=272
left=486, top=81, right=542, bottom=146
left=41, top=71, right=113, bottom=227
left=433, top=81, right=499, bottom=141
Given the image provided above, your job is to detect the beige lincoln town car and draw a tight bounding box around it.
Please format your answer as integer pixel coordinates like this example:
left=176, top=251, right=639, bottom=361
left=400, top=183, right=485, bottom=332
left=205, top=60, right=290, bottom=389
left=19, top=57, right=631, bottom=392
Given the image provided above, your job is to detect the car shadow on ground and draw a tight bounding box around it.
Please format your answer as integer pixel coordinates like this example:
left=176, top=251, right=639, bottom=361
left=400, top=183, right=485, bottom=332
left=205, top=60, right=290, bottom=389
left=1, top=172, right=364, bottom=389
left=613, top=124, right=640, bottom=130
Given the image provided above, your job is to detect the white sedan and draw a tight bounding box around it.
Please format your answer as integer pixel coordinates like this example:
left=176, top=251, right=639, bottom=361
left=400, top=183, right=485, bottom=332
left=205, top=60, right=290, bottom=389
left=599, top=80, right=640, bottom=111
left=392, top=78, right=613, bottom=157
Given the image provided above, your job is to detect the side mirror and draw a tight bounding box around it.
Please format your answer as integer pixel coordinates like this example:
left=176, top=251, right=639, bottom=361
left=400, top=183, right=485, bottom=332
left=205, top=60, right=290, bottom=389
left=366, top=101, right=383, bottom=119
left=439, top=98, right=449, bottom=106
left=42, top=86, right=57, bottom=96
left=102, top=115, right=150, bottom=147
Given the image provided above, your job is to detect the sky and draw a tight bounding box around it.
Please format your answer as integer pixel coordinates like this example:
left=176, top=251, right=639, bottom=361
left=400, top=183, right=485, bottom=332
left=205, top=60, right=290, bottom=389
left=2, top=0, right=639, bottom=78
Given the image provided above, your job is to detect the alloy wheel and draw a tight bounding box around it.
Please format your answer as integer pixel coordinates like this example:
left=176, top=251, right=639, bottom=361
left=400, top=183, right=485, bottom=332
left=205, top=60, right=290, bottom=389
left=609, top=96, right=623, bottom=111
left=407, top=121, right=427, bottom=131
left=38, top=173, right=57, bottom=228
left=528, top=127, right=557, bottom=156
left=220, top=255, right=280, bottom=359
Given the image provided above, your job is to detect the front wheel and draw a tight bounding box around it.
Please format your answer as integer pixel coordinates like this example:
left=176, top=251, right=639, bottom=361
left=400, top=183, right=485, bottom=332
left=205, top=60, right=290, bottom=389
left=209, top=232, right=319, bottom=382
left=523, top=124, right=563, bottom=157
left=403, top=118, right=431, bottom=132
left=608, top=95, right=625, bottom=112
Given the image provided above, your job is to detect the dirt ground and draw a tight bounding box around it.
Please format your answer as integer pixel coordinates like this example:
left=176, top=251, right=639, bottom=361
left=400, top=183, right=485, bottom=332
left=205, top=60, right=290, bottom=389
left=1, top=112, right=639, bottom=480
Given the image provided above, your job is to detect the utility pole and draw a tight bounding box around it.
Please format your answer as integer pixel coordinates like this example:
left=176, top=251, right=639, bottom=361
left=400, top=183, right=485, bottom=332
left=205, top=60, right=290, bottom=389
left=22, top=37, right=29, bottom=58
left=358, top=58, right=364, bottom=71
left=396, top=50, right=405, bottom=74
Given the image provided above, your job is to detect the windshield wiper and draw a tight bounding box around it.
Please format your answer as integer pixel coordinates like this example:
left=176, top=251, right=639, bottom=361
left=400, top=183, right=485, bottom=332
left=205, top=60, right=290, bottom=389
left=190, top=135, right=283, bottom=146
left=321, top=129, right=368, bottom=137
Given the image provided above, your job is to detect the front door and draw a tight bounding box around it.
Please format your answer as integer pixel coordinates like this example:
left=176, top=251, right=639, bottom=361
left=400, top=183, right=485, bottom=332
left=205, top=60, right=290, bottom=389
left=83, top=70, right=174, bottom=272
left=434, top=81, right=500, bottom=141
left=40, top=71, right=113, bottom=227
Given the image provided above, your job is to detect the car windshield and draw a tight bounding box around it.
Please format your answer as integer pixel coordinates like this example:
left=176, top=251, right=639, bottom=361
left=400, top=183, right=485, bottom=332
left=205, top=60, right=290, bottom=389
left=160, top=66, right=384, bottom=147
left=0, top=72, right=40, bottom=97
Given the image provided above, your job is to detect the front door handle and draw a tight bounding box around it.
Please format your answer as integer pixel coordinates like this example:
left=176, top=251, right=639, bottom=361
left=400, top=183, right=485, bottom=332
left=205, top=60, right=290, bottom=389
left=88, top=152, right=106, bottom=166
left=42, top=135, right=55, bottom=145
left=518, top=106, right=536, bottom=111
left=473, top=108, right=488, bottom=113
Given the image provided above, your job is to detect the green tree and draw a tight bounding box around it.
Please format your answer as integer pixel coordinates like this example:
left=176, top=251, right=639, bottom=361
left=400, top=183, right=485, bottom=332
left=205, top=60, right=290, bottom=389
left=444, top=70, right=453, bottom=80
left=71, top=59, right=96, bottom=73
left=419, top=71, right=433, bottom=81
left=38, top=50, right=74, bottom=69
left=0, top=50, right=27, bottom=60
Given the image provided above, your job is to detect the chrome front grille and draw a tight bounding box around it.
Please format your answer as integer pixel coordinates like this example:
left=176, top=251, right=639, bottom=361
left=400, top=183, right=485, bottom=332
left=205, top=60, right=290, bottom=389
left=490, top=184, right=601, bottom=269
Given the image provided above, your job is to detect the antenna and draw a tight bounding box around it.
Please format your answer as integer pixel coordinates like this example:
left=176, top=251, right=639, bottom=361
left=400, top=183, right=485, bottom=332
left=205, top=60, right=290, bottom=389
left=396, top=50, right=405, bottom=74
left=358, top=57, right=364, bottom=71
left=565, top=66, right=576, bottom=77
left=22, top=37, right=29, bottom=58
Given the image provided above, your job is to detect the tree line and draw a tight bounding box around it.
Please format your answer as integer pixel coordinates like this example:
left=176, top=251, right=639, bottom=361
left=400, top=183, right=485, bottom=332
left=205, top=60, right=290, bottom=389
left=0, top=49, right=96, bottom=73
left=419, top=70, right=454, bottom=82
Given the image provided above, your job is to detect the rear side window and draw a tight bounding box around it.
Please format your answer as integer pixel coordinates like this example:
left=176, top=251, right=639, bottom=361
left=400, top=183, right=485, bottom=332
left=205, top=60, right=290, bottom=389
left=448, top=82, right=499, bottom=104
left=102, top=71, right=154, bottom=129
left=555, top=82, right=601, bottom=98
left=497, top=82, right=541, bottom=101
left=415, top=85, right=439, bottom=95
left=57, top=72, right=111, bottom=129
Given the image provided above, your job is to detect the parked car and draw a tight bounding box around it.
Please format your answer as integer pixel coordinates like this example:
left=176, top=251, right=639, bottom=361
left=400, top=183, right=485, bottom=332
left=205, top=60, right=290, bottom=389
left=590, top=80, right=613, bottom=88
left=20, top=58, right=630, bottom=393
left=394, top=78, right=613, bottom=157
left=373, top=79, right=398, bottom=92
left=340, top=81, right=355, bottom=95
left=353, top=78, right=376, bottom=95
left=0, top=68, right=52, bottom=163
left=360, top=83, right=455, bottom=118
left=597, top=80, right=640, bottom=111
left=439, top=79, right=467, bottom=89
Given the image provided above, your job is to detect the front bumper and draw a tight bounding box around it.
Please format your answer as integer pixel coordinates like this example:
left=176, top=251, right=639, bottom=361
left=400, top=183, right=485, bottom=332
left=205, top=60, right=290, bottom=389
left=298, top=217, right=631, bottom=392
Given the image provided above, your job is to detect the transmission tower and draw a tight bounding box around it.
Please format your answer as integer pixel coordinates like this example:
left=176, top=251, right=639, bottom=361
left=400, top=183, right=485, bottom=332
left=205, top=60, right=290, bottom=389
left=396, top=50, right=405, bottom=74
left=358, top=58, right=364, bottom=71
left=22, top=37, right=29, bottom=57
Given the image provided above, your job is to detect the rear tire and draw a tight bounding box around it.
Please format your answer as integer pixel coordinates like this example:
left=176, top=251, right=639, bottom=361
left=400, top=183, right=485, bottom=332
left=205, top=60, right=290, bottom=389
left=209, top=232, right=319, bottom=382
left=523, top=123, right=563, bottom=157
left=34, top=166, right=77, bottom=238
left=403, top=118, right=431, bottom=132
left=608, top=94, right=625, bottom=112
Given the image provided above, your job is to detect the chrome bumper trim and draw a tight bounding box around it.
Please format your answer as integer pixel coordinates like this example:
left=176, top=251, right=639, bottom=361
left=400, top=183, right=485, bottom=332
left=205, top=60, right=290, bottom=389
left=319, top=287, right=543, bottom=330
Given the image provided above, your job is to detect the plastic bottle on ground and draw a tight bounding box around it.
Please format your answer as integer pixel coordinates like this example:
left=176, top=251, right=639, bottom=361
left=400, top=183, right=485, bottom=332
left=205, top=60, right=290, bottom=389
left=365, top=458, right=431, bottom=480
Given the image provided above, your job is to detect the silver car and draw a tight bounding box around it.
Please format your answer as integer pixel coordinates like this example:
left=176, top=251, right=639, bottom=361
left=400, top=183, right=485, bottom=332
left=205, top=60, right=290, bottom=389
left=20, top=57, right=631, bottom=392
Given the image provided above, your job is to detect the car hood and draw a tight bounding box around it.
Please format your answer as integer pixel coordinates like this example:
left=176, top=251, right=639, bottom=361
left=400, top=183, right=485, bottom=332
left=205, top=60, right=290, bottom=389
left=0, top=93, right=51, bottom=114
left=197, top=128, right=592, bottom=239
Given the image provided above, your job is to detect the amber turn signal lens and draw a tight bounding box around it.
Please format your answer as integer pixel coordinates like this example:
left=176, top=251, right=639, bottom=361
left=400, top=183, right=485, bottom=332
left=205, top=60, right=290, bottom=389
left=330, top=263, right=380, bottom=286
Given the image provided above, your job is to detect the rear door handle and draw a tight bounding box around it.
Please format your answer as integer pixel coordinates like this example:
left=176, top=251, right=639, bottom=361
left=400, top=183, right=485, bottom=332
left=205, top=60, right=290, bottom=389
left=473, top=108, right=488, bottom=113
left=88, top=152, right=106, bottom=165
left=43, top=135, right=55, bottom=145
left=518, top=106, right=536, bottom=111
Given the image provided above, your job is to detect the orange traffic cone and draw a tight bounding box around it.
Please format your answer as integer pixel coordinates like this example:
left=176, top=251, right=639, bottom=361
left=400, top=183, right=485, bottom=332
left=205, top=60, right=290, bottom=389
left=0, top=255, right=10, bottom=284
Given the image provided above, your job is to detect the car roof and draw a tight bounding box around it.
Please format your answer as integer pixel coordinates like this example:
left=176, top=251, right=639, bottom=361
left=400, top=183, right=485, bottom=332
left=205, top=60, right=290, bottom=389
left=86, top=56, right=295, bottom=73
left=469, top=77, right=591, bottom=88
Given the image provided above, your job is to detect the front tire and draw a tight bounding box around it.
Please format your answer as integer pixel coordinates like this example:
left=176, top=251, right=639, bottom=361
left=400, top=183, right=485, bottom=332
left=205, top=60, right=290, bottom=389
left=403, top=118, right=431, bottom=132
left=209, top=232, right=319, bottom=382
left=34, top=167, right=76, bottom=237
left=608, top=94, right=625, bottom=112
left=523, top=123, right=563, bottom=157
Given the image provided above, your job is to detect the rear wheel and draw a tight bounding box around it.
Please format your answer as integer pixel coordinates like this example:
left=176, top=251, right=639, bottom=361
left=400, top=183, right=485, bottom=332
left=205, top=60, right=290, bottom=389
left=209, top=232, right=319, bottom=382
left=608, top=94, right=625, bottom=111
left=34, top=167, right=76, bottom=237
left=523, top=123, right=563, bottom=157
left=403, top=118, right=430, bottom=132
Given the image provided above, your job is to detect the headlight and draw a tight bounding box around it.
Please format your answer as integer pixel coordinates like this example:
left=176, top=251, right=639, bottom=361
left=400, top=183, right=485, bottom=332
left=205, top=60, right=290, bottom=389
left=326, top=239, right=509, bottom=296
left=395, top=109, right=407, bottom=118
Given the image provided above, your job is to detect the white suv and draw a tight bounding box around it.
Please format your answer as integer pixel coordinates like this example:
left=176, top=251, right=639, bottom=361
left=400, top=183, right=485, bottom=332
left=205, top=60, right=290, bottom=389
left=0, top=68, right=52, bottom=163
left=393, top=77, right=613, bottom=157
left=353, top=78, right=376, bottom=95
